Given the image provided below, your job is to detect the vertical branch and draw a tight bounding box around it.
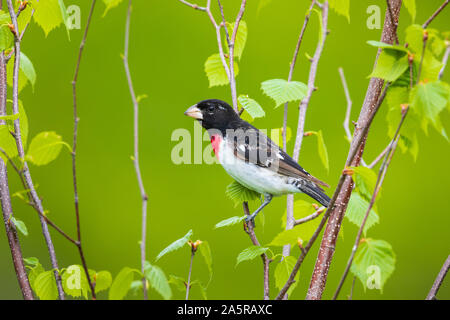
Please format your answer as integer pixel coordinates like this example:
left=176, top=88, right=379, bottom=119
left=0, top=50, right=33, bottom=300
left=5, top=0, right=65, bottom=300
left=185, top=248, right=196, bottom=300
left=306, top=0, right=402, bottom=300
left=123, top=0, right=149, bottom=300
left=71, top=0, right=97, bottom=299
left=283, top=0, right=328, bottom=261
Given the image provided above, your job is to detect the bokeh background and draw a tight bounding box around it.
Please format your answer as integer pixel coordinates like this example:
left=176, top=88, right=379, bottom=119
left=0, top=0, right=449, bottom=300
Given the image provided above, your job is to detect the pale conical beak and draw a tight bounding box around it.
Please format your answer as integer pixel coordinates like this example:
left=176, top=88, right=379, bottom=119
left=184, top=104, right=203, bottom=120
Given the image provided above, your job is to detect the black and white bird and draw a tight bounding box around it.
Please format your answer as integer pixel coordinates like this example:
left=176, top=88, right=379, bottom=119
left=184, top=99, right=330, bottom=222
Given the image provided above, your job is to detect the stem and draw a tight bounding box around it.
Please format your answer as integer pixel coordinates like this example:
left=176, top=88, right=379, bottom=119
left=123, top=0, right=149, bottom=300
left=426, top=255, right=450, bottom=300
left=0, top=50, right=33, bottom=300
left=306, top=0, right=402, bottom=300
left=422, top=0, right=449, bottom=29
left=71, top=0, right=97, bottom=299
left=185, top=249, right=195, bottom=300
left=6, top=0, right=65, bottom=300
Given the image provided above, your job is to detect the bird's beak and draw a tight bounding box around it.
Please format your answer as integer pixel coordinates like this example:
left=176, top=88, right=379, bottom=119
left=184, top=104, right=203, bottom=120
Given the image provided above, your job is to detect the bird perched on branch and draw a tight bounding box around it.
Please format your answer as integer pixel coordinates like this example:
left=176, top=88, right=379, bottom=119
left=184, top=99, right=330, bottom=222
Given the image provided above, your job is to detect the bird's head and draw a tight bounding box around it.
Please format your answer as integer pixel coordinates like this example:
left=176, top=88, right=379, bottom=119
left=184, top=99, right=240, bottom=130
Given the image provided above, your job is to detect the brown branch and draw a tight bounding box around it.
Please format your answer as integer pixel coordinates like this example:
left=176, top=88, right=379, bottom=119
left=305, top=0, right=402, bottom=300
left=71, top=0, right=97, bottom=299
left=6, top=0, right=65, bottom=300
left=0, top=49, right=33, bottom=300
left=185, top=247, right=196, bottom=300
left=422, top=0, right=449, bottom=29
left=293, top=206, right=324, bottom=226
left=178, top=0, right=206, bottom=11
left=426, top=255, right=450, bottom=300
left=123, top=0, right=149, bottom=300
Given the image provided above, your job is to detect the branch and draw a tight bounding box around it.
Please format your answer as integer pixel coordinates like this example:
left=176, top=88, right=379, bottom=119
left=439, top=42, right=449, bottom=80
left=185, top=246, right=196, bottom=300
left=178, top=0, right=206, bottom=11
left=5, top=0, right=65, bottom=300
left=294, top=206, right=324, bottom=226
left=0, top=49, right=33, bottom=300
left=422, top=0, right=449, bottom=29
left=426, top=255, right=450, bottom=300
left=71, top=0, right=97, bottom=299
left=123, top=0, right=149, bottom=300
left=306, top=0, right=402, bottom=300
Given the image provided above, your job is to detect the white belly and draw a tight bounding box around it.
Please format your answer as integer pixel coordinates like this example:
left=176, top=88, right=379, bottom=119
left=217, top=139, right=300, bottom=196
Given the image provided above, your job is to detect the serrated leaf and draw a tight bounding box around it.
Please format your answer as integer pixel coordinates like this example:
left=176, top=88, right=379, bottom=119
left=24, top=257, right=40, bottom=266
left=225, top=21, right=247, bottom=59
left=345, top=192, right=379, bottom=234
left=366, top=40, right=409, bottom=53
left=144, top=262, right=172, bottom=300
left=10, top=217, right=28, bottom=236
left=238, top=95, right=265, bottom=119
left=204, top=53, right=239, bottom=87
left=261, top=79, right=307, bottom=107
left=403, top=0, right=416, bottom=22
left=33, top=0, right=64, bottom=36
left=274, top=256, right=299, bottom=296
left=0, top=125, right=19, bottom=162
left=315, top=130, right=329, bottom=172
left=129, top=280, right=143, bottom=296
left=225, top=180, right=260, bottom=205
left=168, top=275, right=187, bottom=292
left=7, top=52, right=36, bottom=92
left=156, top=229, right=192, bottom=261
left=350, top=166, right=377, bottom=200
left=26, top=131, right=66, bottom=166
left=108, top=267, right=139, bottom=300
left=350, top=239, right=396, bottom=292
left=270, top=127, right=292, bottom=147
left=198, top=241, right=213, bottom=280
left=236, top=246, right=268, bottom=266
left=34, top=270, right=58, bottom=300
left=19, top=52, right=36, bottom=89
left=102, top=0, right=125, bottom=16
left=329, top=0, right=350, bottom=22
left=214, top=215, right=246, bottom=229
left=369, top=49, right=409, bottom=82
left=95, top=271, right=112, bottom=294
left=0, top=24, right=13, bottom=51
left=61, top=265, right=90, bottom=299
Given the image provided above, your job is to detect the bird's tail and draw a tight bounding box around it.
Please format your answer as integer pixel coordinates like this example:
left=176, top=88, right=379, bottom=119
left=300, top=183, right=331, bottom=208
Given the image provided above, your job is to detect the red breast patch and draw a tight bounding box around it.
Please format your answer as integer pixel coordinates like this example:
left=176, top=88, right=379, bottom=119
left=210, top=134, right=222, bottom=158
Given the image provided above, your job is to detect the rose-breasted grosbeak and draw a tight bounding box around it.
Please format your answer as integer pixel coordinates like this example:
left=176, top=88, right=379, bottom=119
left=185, top=99, right=330, bottom=222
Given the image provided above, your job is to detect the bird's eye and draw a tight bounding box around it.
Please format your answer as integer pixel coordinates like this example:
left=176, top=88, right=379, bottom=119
left=208, top=105, right=215, bottom=112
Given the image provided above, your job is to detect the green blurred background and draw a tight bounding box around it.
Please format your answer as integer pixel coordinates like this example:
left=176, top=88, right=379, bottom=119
left=0, top=0, right=449, bottom=300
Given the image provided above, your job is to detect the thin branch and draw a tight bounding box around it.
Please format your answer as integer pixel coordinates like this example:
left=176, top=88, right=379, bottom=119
left=438, top=42, right=449, bottom=80
left=294, top=206, right=324, bottom=226
left=71, top=0, right=97, bottom=299
left=367, top=144, right=390, bottom=169
left=0, top=49, right=33, bottom=300
left=306, top=0, right=402, bottom=300
left=348, top=276, right=356, bottom=300
left=333, top=107, right=408, bottom=300
left=6, top=0, right=65, bottom=300
left=178, top=0, right=206, bottom=11
left=123, top=0, right=149, bottom=300
left=185, top=248, right=196, bottom=300
left=422, top=0, right=449, bottom=29
left=426, top=255, right=450, bottom=300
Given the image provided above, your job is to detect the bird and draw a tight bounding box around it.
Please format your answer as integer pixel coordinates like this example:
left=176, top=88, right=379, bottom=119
left=184, top=99, right=330, bottom=223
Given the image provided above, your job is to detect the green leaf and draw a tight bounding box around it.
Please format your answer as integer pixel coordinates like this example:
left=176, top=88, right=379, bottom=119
left=26, top=131, right=66, bottom=166
left=129, top=280, right=143, bottom=296
left=10, top=217, right=28, bottom=236
left=102, top=0, right=125, bottom=16
left=58, top=0, right=71, bottom=40
left=144, top=262, right=172, bottom=300
left=168, top=275, right=187, bottom=292
left=405, top=24, right=424, bottom=54
left=269, top=228, right=303, bottom=247
left=274, top=256, right=299, bottom=296
left=281, top=201, right=322, bottom=243
left=214, top=215, right=246, bottom=229
left=238, top=95, right=265, bottom=119
left=315, top=130, right=329, bottom=172
left=19, top=52, right=36, bottom=89
left=33, top=0, right=64, bottom=36
left=7, top=53, right=35, bottom=92
left=403, top=0, right=416, bottom=22
left=108, top=267, right=139, bottom=300
left=95, top=271, right=113, bottom=294
left=225, top=180, right=260, bottom=205
left=225, top=21, right=247, bottom=59
left=350, top=239, right=396, bottom=292
left=155, top=229, right=193, bottom=261
left=369, top=49, right=409, bottom=82
left=261, top=79, right=307, bottom=108
left=198, top=241, right=213, bottom=280
left=350, top=166, right=377, bottom=200
left=34, top=270, right=58, bottom=300
left=345, top=192, right=379, bottom=234
left=61, top=265, right=90, bottom=299
left=366, top=40, right=409, bottom=53
left=0, top=125, right=18, bottom=162
left=24, top=257, right=40, bottom=266
left=236, top=246, right=268, bottom=266
left=204, top=53, right=239, bottom=87
left=329, top=0, right=350, bottom=22
left=0, top=24, right=13, bottom=51
left=270, top=127, right=292, bottom=147
left=410, top=81, right=450, bottom=136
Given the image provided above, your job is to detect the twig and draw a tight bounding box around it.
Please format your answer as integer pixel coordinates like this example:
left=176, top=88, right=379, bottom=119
left=439, top=43, right=449, bottom=80
left=71, top=0, right=97, bottom=299
left=123, top=0, right=149, bottom=300
left=422, top=0, right=449, bottom=29
left=0, top=49, right=33, bottom=300
left=333, top=107, right=408, bottom=300
left=6, top=0, right=65, bottom=300
left=243, top=202, right=270, bottom=300
left=306, top=0, right=402, bottom=300
left=348, top=276, right=356, bottom=300
left=367, top=144, right=390, bottom=169
left=426, top=255, right=450, bottom=300
left=185, top=248, right=196, bottom=300
left=178, top=0, right=206, bottom=11
left=294, top=206, right=324, bottom=226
